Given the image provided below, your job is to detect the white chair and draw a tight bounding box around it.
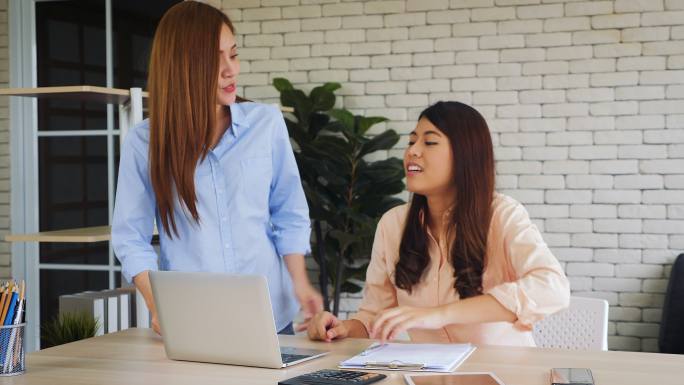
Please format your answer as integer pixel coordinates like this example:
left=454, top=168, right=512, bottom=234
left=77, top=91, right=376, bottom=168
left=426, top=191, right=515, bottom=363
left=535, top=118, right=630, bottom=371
left=533, top=296, right=609, bottom=351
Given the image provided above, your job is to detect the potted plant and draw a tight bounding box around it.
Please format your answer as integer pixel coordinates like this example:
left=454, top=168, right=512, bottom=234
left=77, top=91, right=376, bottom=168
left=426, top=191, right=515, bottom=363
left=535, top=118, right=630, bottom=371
left=41, top=311, right=100, bottom=348
left=273, top=78, right=405, bottom=315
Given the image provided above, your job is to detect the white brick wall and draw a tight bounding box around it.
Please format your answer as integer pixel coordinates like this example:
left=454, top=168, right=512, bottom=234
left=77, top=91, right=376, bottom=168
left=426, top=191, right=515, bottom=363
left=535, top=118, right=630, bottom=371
left=0, top=0, right=8, bottom=278
left=223, top=0, right=684, bottom=352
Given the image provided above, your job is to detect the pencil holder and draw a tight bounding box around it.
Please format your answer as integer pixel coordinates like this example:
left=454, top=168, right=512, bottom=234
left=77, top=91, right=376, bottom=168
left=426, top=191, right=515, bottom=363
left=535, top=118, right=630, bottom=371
left=0, top=323, right=25, bottom=376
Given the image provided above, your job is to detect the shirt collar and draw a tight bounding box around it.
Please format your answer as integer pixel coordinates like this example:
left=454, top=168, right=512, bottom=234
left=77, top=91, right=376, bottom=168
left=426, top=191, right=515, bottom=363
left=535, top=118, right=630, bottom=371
left=419, top=206, right=455, bottom=248
left=228, top=102, right=247, bottom=138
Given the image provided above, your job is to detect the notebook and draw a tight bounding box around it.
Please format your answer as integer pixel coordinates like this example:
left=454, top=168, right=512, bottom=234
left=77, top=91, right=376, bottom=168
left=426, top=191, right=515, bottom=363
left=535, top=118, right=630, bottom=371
left=339, top=342, right=476, bottom=372
left=404, top=372, right=506, bottom=385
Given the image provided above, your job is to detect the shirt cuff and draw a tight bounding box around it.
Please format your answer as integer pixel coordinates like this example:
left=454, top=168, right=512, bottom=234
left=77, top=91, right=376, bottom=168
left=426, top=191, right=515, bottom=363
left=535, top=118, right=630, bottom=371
left=121, top=254, right=159, bottom=283
left=273, top=228, right=311, bottom=256
left=486, top=282, right=538, bottom=331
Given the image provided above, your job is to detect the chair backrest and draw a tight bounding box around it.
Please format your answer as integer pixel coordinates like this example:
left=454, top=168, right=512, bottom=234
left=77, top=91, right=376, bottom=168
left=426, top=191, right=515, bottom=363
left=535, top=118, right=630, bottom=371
left=533, top=296, right=609, bottom=351
left=659, top=253, right=684, bottom=354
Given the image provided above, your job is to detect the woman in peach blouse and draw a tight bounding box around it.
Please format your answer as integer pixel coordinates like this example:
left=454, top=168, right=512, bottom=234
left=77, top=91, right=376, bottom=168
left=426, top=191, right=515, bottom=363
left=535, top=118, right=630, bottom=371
left=308, top=101, right=570, bottom=347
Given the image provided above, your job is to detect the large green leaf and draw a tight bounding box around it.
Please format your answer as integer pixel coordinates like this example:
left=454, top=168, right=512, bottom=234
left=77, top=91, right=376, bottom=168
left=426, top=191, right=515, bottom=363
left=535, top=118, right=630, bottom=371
left=311, top=135, right=353, bottom=160
left=284, top=119, right=307, bottom=146
left=273, top=77, right=294, bottom=92
left=309, top=113, right=330, bottom=138
left=321, top=82, right=342, bottom=93
left=365, top=180, right=406, bottom=197
left=358, top=130, right=400, bottom=158
left=281, top=89, right=313, bottom=127
left=327, top=109, right=355, bottom=132
left=279, top=88, right=304, bottom=109
left=357, top=116, right=388, bottom=136
left=310, top=86, right=337, bottom=111
left=357, top=158, right=404, bottom=181
left=358, top=197, right=404, bottom=219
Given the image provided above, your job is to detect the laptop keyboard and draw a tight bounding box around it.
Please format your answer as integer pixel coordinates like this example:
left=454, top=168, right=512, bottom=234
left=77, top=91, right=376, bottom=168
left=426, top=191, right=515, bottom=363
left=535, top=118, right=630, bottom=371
left=281, top=353, right=311, bottom=364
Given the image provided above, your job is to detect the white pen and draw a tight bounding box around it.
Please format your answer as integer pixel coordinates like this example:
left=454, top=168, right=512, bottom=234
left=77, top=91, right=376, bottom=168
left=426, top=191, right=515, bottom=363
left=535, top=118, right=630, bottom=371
left=359, top=343, right=388, bottom=356
left=363, top=361, right=425, bottom=370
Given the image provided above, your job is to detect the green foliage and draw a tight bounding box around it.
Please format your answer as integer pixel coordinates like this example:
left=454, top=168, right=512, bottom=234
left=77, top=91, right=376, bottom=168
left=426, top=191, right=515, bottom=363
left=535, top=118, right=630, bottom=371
left=41, top=311, right=100, bottom=348
left=274, top=78, right=405, bottom=314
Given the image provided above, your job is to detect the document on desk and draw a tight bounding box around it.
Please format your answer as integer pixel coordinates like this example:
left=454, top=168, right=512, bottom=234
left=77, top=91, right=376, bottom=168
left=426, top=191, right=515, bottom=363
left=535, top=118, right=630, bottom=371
left=339, top=342, right=476, bottom=372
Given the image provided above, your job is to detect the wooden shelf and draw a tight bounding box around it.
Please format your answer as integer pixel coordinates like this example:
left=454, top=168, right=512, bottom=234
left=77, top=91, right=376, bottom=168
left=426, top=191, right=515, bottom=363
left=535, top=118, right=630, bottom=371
left=1, top=86, right=292, bottom=113
left=5, top=226, right=111, bottom=243
left=0, top=86, right=148, bottom=105
left=5, top=225, right=161, bottom=244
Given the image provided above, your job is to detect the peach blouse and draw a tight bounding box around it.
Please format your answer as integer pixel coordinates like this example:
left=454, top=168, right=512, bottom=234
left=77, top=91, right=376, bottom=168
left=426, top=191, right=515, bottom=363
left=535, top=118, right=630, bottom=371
left=351, top=193, right=570, bottom=347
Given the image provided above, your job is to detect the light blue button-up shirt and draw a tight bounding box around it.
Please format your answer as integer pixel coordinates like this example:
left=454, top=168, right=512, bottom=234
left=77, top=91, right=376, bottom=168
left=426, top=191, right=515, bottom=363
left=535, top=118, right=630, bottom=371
left=112, top=102, right=311, bottom=330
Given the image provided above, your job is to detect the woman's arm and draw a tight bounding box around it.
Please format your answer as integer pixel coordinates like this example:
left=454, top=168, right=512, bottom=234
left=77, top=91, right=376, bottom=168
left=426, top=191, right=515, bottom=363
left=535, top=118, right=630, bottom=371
left=370, top=294, right=515, bottom=342
left=442, top=294, right=516, bottom=324
left=132, top=271, right=161, bottom=334
left=111, top=124, right=160, bottom=332
left=485, top=199, right=571, bottom=329
left=268, top=108, right=323, bottom=325
left=267, top=107, right=312, bottom=258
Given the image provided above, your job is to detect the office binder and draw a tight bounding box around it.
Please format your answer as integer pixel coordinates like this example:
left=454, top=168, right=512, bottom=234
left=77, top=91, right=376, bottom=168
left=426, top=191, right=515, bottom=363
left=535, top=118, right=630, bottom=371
left=103, top=295, right=118, bottom=333
left=78, top=292, right=118, bottom=333
left=112, top=287, right=139, bottom=328
left=135, top=289, right=150, bottom=328
left=101, top=289, right=131, bottom=331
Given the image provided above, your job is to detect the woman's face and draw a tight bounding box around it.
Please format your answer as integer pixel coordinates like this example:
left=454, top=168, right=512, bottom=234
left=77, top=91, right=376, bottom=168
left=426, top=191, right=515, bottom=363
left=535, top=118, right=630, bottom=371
left=216, top=23, right=240, bottom=106
left=404, top=118, right=455, bottom=197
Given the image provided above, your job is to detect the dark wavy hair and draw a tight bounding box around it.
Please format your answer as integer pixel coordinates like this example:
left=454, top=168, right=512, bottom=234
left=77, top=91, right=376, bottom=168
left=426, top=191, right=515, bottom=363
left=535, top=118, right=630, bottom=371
left=394, top=101, right=495, bottom=299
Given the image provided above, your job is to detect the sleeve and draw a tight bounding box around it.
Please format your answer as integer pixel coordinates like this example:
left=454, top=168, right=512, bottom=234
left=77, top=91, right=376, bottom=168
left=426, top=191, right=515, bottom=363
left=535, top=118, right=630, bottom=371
left=268, top=107, right=312, bottom=256
left=350, top=215, right=398, bottom=332
left=485, top=200, right=571, bottom=330
left=111, top=126, right=159, bottom=283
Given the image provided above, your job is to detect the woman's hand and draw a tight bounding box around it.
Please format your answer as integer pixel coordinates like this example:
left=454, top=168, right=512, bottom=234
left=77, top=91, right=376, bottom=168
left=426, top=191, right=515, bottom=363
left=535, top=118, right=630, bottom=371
left=370, top=306, right=448, bottom=342
left=283, top=254, right=324, bottom=331
left=151, top=312, right=161, bottom=335
left=307, top=311, right=349, bottom=342
left=293, top=281, right=324, bottom=332
left=133, top=271, right=162, bottom=335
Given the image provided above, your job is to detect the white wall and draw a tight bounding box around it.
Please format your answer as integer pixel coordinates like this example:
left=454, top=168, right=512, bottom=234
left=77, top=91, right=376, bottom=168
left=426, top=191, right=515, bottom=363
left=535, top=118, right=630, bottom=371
left=222, top=0, right=684, bottom=352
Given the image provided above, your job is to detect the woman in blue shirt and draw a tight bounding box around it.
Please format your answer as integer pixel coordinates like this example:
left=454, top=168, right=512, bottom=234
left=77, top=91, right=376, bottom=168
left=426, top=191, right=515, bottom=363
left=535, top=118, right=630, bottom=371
left=112, top=1, right=322, bottom=335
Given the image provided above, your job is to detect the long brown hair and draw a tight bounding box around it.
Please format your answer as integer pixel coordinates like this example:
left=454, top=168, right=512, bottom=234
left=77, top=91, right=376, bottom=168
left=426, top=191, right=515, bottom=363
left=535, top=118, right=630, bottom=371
left=395, top=101, right=496, bottom=298
left=148, top=2, right=234, bottom=237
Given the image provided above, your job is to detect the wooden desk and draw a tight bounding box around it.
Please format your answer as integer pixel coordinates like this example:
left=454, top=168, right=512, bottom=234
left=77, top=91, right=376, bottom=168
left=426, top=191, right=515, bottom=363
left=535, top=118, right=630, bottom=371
left=4, top=328, right=683, bottom=385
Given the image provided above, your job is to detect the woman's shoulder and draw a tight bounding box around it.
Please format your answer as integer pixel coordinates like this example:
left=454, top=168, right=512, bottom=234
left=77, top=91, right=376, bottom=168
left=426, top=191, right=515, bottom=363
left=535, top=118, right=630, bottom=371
left=123, top=119, right=151, bottom=154
left=492, top=192, right=521, bottom=211
left=378, top=203, right=410, bottom=232
left=234, top=102, right=285, bottom=138
left=491, top=192, right=532, bottom=229
left=236, top=101, right=282, bottom=120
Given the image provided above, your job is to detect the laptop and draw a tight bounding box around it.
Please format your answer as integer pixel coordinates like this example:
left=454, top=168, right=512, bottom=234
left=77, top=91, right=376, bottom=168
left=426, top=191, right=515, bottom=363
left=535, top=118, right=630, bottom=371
left=149, top=271, right=329, bottom=368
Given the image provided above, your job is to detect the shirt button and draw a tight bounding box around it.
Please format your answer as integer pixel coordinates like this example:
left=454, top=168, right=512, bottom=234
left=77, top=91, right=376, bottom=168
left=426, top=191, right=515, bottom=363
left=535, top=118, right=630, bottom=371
left=225, top=243, right=230, bottom=248
left=221, top=216, right=227, bottom=221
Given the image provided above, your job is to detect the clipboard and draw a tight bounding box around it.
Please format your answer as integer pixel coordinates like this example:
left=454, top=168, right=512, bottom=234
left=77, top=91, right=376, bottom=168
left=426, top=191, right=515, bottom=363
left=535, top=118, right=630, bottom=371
left=339, top=342, right=476, bottom=372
